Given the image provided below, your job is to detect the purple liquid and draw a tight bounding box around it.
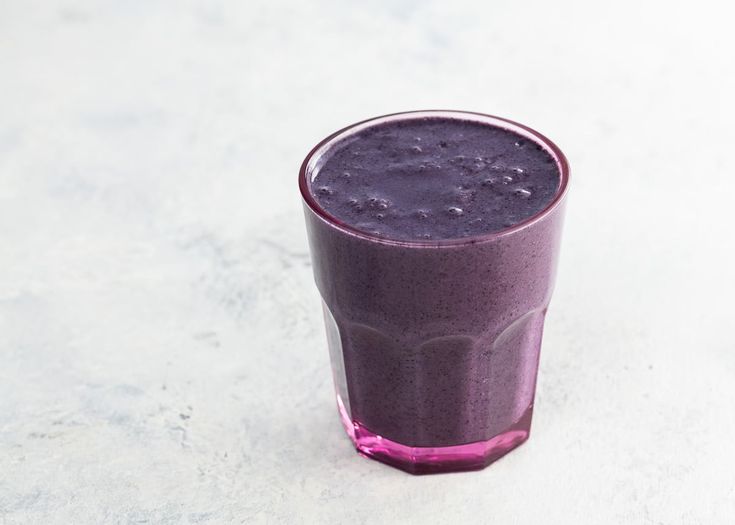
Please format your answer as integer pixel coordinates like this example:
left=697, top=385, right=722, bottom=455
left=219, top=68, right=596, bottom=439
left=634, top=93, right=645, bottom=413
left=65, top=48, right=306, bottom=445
left=301, top=112, right=568, bottom=473
left=311, top=117, right=560, bottom=241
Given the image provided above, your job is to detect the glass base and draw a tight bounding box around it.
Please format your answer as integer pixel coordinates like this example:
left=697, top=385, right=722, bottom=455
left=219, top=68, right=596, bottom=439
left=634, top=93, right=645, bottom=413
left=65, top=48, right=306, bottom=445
left=337, top=396, right=533, bottom=475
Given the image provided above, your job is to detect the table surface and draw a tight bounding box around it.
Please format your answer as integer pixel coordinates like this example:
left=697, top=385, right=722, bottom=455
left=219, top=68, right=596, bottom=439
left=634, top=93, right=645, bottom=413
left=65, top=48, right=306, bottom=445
left=2, top=1, right=734, bottom=523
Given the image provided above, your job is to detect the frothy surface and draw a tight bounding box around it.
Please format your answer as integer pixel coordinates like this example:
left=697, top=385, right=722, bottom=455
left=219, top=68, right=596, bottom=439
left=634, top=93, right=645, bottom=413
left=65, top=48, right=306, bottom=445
left=310, top=116, right=561, bottom=241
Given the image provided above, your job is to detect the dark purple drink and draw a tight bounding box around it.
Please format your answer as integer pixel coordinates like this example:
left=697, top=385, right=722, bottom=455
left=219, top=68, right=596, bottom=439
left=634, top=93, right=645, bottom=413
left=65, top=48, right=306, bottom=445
left=300, top=111, right=569, bottom=474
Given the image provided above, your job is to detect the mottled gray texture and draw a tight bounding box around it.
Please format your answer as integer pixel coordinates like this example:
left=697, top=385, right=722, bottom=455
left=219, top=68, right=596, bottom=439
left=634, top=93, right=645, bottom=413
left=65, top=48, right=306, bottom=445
left=1, top=0, right=735, bottom=524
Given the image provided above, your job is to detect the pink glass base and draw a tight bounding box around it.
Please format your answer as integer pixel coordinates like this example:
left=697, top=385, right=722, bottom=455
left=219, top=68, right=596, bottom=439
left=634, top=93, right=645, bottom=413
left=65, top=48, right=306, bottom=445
left=337, top=396, right=533, bottom=474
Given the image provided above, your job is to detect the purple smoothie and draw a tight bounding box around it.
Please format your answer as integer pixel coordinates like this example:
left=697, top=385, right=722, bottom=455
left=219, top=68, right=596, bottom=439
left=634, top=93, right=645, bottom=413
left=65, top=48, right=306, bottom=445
left=301, top=111, right=569, bottom=473
left=310, top=117, right=559, bottom=241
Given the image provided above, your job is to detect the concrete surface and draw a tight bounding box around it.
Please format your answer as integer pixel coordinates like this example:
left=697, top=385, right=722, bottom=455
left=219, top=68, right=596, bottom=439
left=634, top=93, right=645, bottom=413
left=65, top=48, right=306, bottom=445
left=1, top=0, right=734, bottom=523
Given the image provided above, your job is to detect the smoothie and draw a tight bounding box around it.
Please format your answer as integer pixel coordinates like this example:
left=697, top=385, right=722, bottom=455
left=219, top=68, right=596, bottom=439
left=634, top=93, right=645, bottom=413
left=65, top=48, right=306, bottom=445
left=300, top=111, right=568, bottom=473
left=310, top=116, right=560, bottom=241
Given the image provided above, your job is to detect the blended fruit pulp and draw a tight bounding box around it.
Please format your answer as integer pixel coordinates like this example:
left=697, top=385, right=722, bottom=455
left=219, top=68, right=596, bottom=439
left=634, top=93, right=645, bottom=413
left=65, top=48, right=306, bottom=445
left=310, top=116, right=560, bottom=241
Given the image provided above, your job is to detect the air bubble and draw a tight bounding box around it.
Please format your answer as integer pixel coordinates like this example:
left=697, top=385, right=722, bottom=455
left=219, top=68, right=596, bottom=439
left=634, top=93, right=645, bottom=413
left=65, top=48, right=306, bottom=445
left=514, top=140, right=524, bottom=147
left=368, top=198, right=390, bottom=210
left=422, top=233, right=432, bottom=239
left=319, top=186, right=334, bottom=195
left=512, top=167, right=525, bottom=174
left=502, top=175, right=513, bottom=184
left=342, top=171, right=351, bottom=178
left=514, top=188, right=532, bottom=198
left=482, top=178, right=495, bottom=186
left=411, top=145, right=423, bottom=153
left=447, top=206, right=464, bottom=216
left=416, top=210, right=429, bottom=219
left=376, top=213, right=385, bottom=220
left=347, top=198, right=363, bottom=212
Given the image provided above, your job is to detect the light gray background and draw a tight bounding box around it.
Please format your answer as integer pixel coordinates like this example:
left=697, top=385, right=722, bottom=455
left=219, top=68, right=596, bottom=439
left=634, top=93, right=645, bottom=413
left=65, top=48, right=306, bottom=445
left=2, top=1, right=734, bottom=523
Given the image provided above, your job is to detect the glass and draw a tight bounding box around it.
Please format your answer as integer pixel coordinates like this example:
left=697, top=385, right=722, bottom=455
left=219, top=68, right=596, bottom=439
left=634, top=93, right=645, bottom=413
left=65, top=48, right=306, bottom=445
left=300, top=110, right=569, bottom=474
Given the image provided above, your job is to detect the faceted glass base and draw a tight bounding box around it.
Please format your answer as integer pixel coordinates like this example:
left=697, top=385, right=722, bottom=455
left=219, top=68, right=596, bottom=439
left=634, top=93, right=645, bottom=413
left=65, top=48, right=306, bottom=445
left=337, top=396, right=533, bottom=475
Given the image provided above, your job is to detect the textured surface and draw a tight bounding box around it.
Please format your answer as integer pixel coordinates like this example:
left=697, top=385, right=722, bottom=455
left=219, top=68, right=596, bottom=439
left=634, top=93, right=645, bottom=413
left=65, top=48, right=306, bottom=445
left=1, top=0, right=735, bottom=524
left=309, top=115, right=560, bottom=240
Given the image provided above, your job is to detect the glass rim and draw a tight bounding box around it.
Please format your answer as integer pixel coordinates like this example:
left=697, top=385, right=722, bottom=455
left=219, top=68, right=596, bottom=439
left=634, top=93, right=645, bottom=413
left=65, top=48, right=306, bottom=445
left=299, top=110, right=570, bottom=248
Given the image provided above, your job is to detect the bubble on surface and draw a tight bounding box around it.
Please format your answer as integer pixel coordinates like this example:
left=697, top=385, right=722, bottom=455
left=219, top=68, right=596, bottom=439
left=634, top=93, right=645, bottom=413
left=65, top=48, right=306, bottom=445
left=447, top=206, right=464, bottom=216
left=347, top=198, right=363, bottom=212
left=416, top=210, right=429, bottom=219
left=482, top=178, right=495, bottom=186
left=512, top=167, right=525, bottom=175
left=411, top=146, right=423, bottom=153
left=502, top=175, right=513, bottom=184
left=514, top=188, right=532, bottom=198
left=368, top=197, right=390, bottom=210
left=514, top=140, right=524, bottom=147
left=319, top=186, right=334, bottom=195
left=342, top=171, right=351, bottom=178
left=376, top=213, right=385, bottom=220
